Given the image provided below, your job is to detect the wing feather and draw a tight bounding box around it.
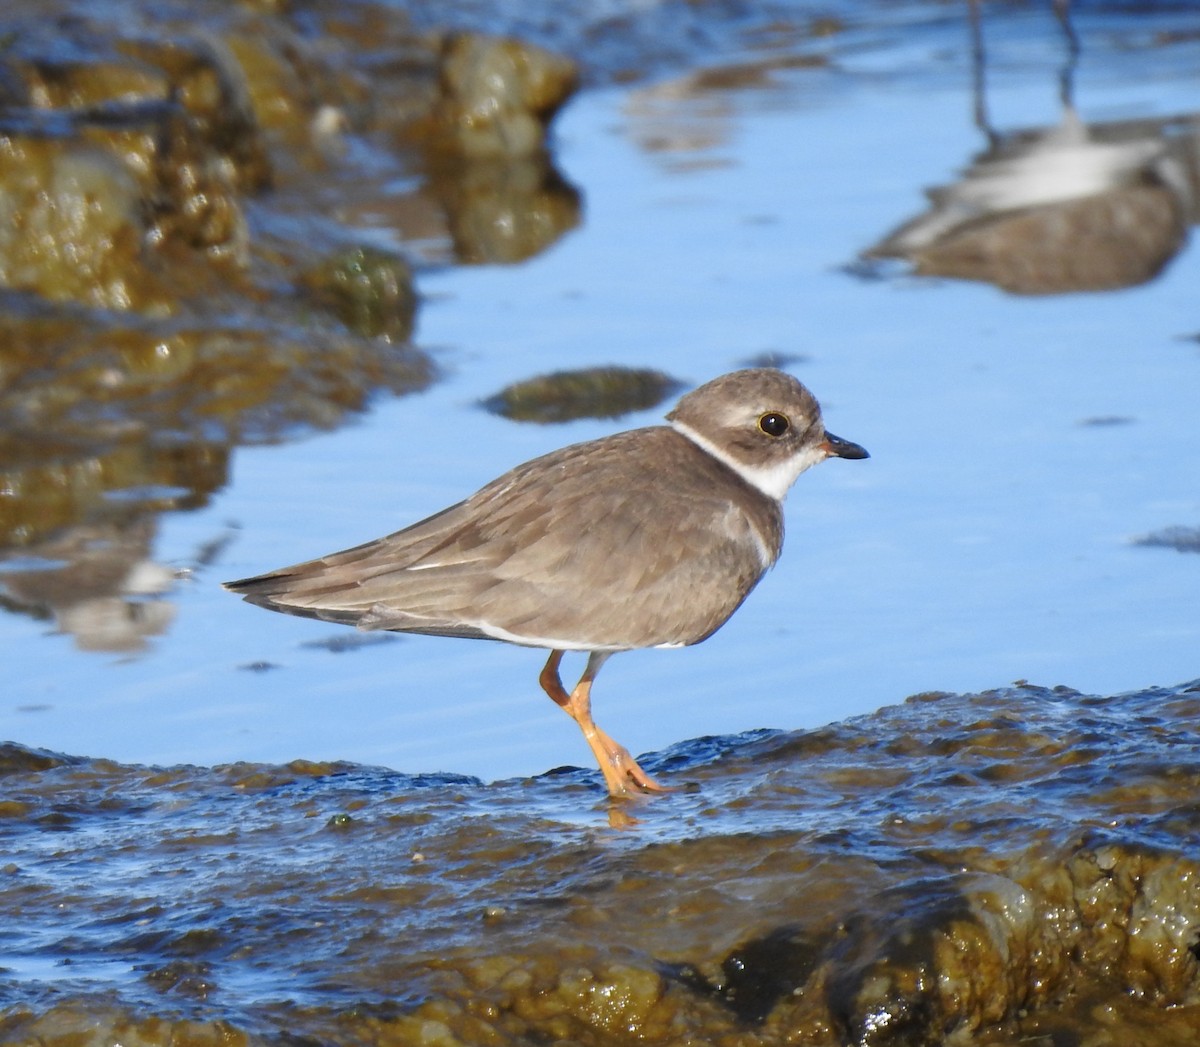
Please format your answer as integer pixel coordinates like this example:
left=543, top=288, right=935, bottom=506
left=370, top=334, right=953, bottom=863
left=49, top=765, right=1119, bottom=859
left=225, top=428, right=782, bottom=649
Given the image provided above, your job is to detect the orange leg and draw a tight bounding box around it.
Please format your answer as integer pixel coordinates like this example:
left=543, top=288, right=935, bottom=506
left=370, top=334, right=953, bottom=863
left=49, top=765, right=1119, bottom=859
left=539, top=650, right=671, bottom=798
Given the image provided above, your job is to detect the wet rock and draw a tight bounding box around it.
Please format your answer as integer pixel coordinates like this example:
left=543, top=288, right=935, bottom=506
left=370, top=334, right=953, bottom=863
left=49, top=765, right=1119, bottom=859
left=0, top=1007, right=254, bottom=1047
left=418, top=32, right=579, bottom=161
left=756, top=874, right=1057, bottom=1044
left=7, top=19, right=272, bottom=194
left=0, top=135, right=160, bottom=311
left=221, top=16, right=344, bottom=145
left=0, top=0, right=572, bottom=325
left=675, top=924, right=824, bottom=1024
left=482, top=367, right=685, bottom=423
left=0, top=742, right=76, bottom=776
left=0, top=2, right=584, bottom=607
left=3, top=681, right=1200, bottom=1044
left=300, top=245, right=417, bottom=342
left=0, top=21, right=274, bottom=309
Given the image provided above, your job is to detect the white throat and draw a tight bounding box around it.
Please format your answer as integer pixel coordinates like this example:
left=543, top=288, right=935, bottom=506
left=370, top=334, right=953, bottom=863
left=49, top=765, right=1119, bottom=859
left=671, top=419, right=824, bottom=501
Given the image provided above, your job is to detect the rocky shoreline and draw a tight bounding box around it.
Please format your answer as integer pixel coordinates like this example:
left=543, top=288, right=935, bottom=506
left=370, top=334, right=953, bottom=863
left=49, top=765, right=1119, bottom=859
left=3, top=678, right=1199, bottom=1045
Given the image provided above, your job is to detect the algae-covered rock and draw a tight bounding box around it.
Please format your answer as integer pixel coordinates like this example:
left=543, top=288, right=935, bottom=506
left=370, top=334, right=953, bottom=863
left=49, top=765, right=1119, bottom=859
left=300, top=245, right=417, bottom=341
left=0, top=303, right=433, bottom=550
left=482, top=367, right=685, bottom=423
left=0, top=742, right=77, bottom=776
left=422, top=32, right=579, bottom=160
left=0, top=135, right=162, bottom=311
left=4, top=682, right=1200, bottom=1045
left=0, top=3, right=583, bottom=320
left=0, top=21, right=274, bottom=309
left=0, top=1007, right=258, bottom=1047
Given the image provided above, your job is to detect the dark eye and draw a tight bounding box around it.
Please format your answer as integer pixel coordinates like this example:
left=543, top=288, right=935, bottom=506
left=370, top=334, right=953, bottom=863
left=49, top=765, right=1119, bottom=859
left=758, top=412, right=790, bottom=437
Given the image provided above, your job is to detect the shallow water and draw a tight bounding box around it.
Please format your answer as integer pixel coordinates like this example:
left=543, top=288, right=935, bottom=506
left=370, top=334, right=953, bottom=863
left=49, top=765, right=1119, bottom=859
left=1, top=3, right=1199, bottom=1039
left=3, top=0, right=1196, bottom=785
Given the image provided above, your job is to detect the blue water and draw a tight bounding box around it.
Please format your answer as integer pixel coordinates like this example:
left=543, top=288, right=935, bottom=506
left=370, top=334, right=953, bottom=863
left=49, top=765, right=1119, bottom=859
left=2, top=2, right=1197, bottom=784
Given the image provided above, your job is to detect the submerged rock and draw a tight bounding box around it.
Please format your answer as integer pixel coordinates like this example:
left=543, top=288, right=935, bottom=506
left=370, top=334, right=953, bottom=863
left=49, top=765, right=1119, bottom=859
left=482, top=366, right=686, bottom=423
left=300, top=245, right=418, bottom=342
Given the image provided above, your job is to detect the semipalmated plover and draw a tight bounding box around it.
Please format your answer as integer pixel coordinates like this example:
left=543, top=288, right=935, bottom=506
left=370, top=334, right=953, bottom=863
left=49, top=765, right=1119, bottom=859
left=225, top=368, right=868, bottom=797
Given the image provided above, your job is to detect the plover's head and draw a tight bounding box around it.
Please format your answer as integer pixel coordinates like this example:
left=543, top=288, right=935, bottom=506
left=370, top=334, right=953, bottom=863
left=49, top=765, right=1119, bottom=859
left=667, top=368, right=868, bottom=501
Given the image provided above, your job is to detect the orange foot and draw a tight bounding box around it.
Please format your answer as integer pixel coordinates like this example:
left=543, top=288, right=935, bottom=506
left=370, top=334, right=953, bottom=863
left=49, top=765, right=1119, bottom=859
left=539, top=649, right=675, bottom=799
